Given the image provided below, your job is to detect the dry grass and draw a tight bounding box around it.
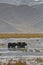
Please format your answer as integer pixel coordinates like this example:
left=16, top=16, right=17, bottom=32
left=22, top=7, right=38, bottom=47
left=35, top=57, right=43, bottom=63
left=0, top=59, right=27, bottom=65
left=0, top=44, right=6, bottom=46
left=0, top=58, right=43, bottom=65
left=0, top=33, right=43, bottom=38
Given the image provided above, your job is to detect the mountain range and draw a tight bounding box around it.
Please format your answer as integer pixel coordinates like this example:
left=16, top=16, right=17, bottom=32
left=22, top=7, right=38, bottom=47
left=0, top=3, right=43, bottom=33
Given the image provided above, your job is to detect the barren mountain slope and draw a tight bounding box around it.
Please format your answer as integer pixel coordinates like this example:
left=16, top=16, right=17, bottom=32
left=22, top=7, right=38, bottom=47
left=0, top=3, right=43, bottom=33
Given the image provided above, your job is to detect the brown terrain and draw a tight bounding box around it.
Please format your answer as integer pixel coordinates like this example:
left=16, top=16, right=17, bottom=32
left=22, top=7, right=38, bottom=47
left=0, top=34, right=43, bottom=38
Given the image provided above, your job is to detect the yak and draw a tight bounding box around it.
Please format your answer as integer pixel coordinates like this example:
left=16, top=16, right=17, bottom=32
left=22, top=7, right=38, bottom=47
left=8, top=42, right=27, bottom=49
left=8, top=42, right=17, bottom=49
left=17, top=42, right=27, bottom=48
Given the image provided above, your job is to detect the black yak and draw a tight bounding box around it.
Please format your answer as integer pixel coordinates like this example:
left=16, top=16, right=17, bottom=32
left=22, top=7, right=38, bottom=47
left=17, top=42, right=27, bottom=48
left=8, top=42, right=17, bottom=49
left=8, top=42, right=27, bottom=50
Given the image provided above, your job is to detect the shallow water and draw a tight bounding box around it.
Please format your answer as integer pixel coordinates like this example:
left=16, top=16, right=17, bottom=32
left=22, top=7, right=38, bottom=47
left=0, top=38, right=43, bottom=57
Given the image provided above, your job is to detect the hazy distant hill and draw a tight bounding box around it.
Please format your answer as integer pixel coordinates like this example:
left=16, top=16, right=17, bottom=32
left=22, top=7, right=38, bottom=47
left=0, top=3, right=43, bottom=33
left=0, top=0, right=43, bottom=6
